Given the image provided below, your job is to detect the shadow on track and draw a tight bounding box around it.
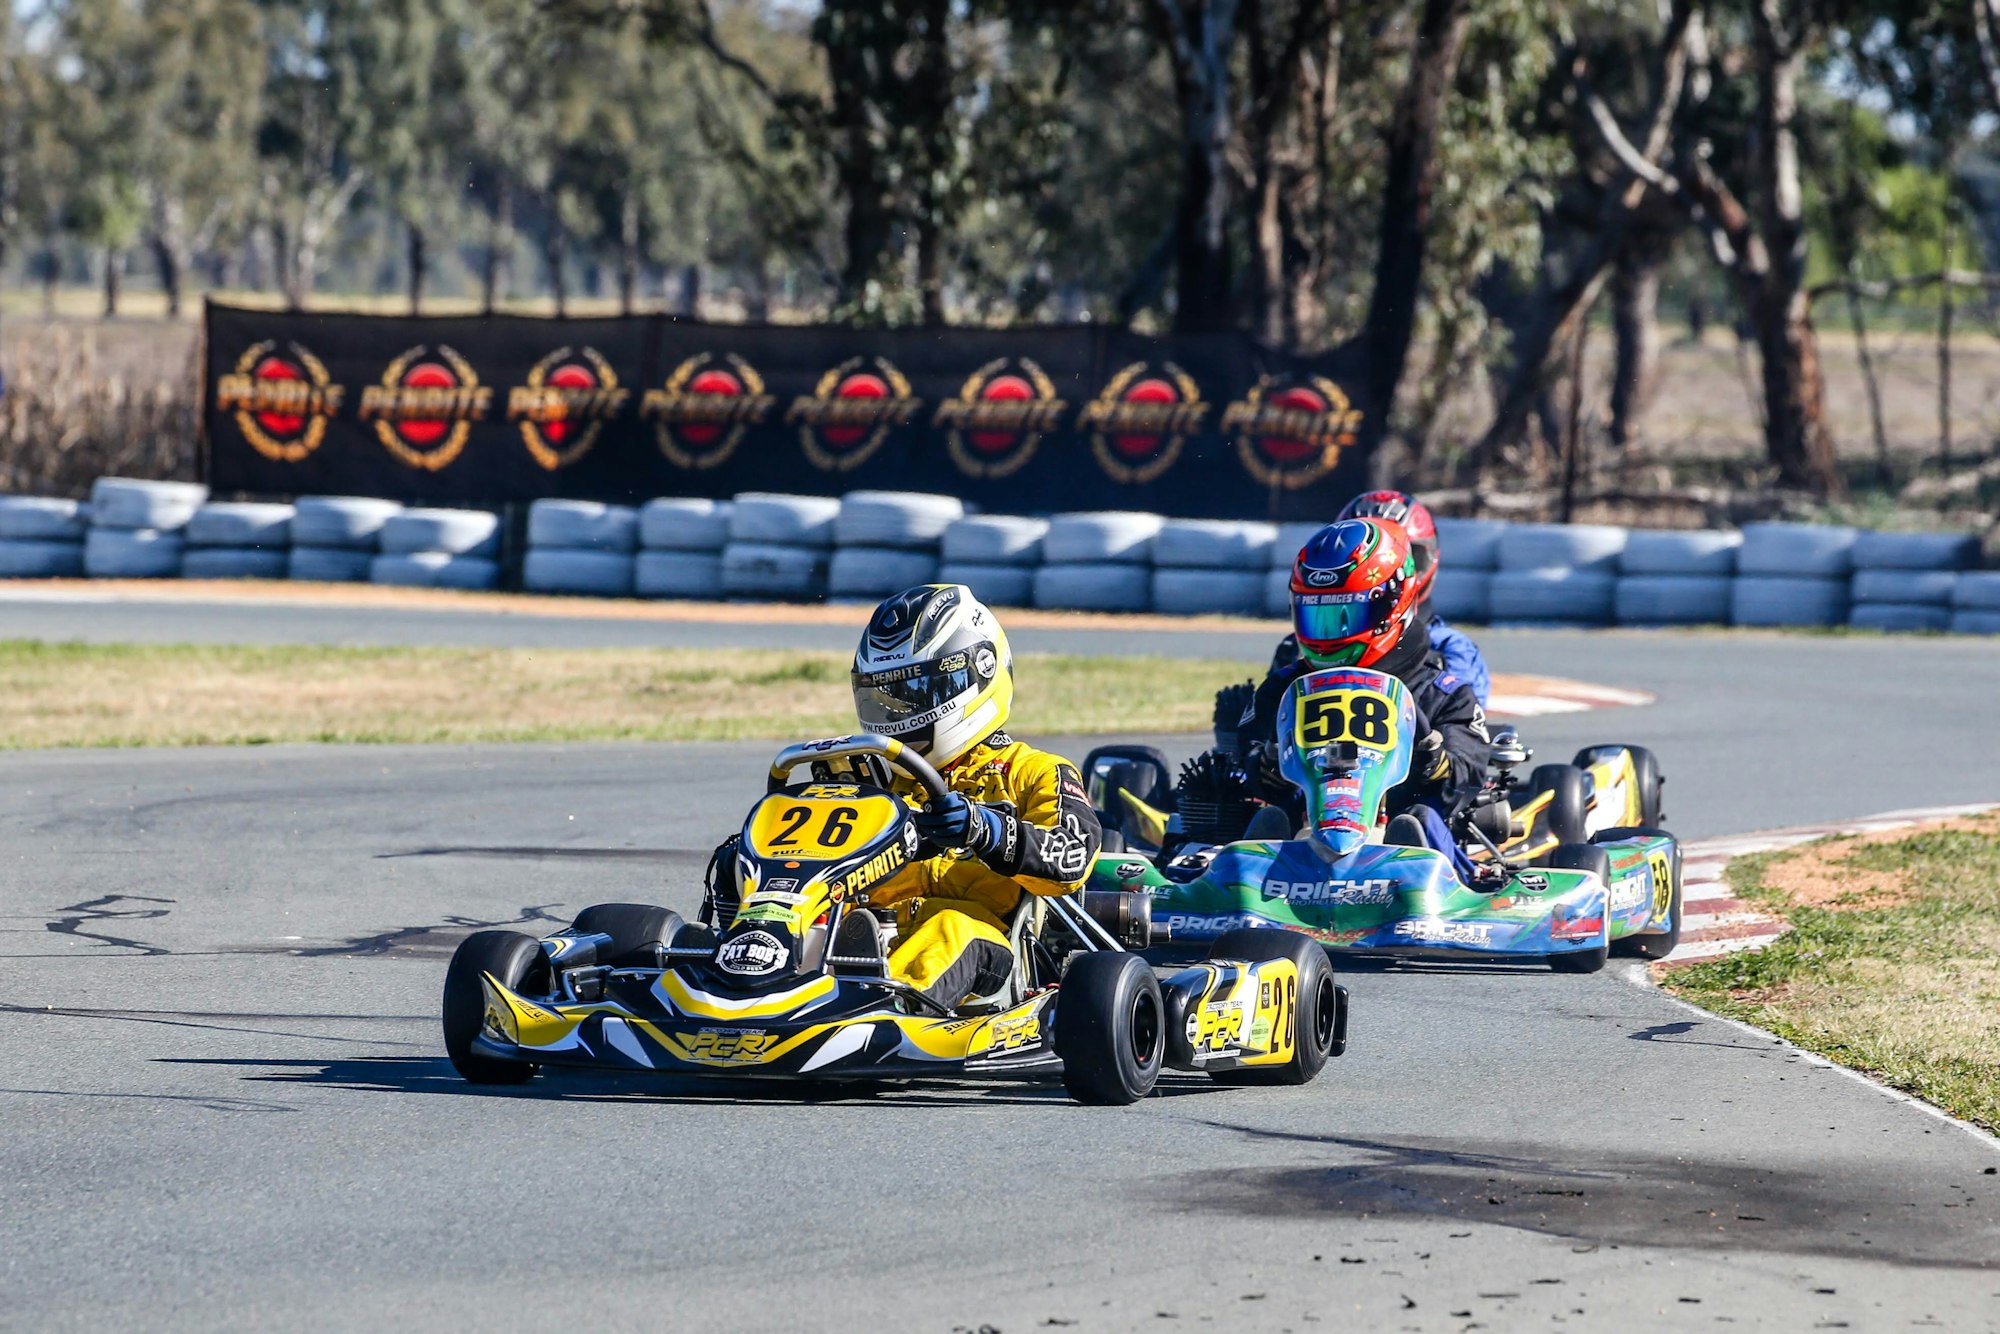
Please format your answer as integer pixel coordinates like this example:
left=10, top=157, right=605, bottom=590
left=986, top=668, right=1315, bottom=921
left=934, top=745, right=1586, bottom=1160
left=1153, top=1125, right=2000, bottom=1269
left=161, top=1054, right=1222, bottom=1107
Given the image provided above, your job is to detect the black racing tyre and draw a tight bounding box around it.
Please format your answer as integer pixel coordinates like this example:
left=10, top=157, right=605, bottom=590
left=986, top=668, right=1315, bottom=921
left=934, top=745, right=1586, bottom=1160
left=1543, top=843, right=1611, bottom=974
left=1573, top=744, right=1666, bottom=826
left=442, top=930, right=546, bottom=1084
left=1600, top=828, right=1682, bottom=960
left=1527, top=763, right=1590, bottom=847
left=1056, top=953, right=1165, bottom=1105
left=571, top=903, right=684, bottom=965
left=1204, top=928, right=1339, bottom=1087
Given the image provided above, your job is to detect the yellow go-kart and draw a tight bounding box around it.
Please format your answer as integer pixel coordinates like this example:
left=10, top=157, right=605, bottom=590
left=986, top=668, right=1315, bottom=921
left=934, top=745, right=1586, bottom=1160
left=442, top=735, right=1348, bottom=1105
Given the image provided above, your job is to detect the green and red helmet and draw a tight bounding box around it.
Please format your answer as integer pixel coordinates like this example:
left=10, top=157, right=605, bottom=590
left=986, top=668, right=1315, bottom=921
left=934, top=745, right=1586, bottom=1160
left=1288, top=518, right=1422, bottom=668
left=1337, top=489, right=1438, bottom=602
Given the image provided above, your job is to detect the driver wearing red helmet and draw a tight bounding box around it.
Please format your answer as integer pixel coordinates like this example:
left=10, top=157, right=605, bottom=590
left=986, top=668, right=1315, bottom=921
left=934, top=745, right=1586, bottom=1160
left=1239, top=517, right=1490, bottom=858
left=1267, top=490, right=1490, bottom=706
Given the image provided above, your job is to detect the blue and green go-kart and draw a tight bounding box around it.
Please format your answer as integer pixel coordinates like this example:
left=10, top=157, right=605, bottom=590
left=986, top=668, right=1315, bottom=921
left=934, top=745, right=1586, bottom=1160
left=1084, top=667, right=1682, bottom=972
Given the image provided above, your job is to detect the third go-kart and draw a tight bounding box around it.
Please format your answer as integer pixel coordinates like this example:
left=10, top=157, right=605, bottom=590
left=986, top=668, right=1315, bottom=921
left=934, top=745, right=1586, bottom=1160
left=443, top=735, right=1349, bottom=1105
left=1083, top=668, right=1683, bottom=971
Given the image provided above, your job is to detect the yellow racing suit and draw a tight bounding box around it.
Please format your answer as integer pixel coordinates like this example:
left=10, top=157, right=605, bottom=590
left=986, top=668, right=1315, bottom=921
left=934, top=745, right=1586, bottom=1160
left=868, top=731, right=1102, bottom=1007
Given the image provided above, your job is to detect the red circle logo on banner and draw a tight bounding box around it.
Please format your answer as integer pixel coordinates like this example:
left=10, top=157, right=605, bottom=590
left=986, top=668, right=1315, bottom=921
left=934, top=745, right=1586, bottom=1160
left=215, top=340, right=344, bottom=463
left=642, top=353, right=775, bottom=470
left=938, top=359, right=1066, bottom=480
left=1082, top=362, right=1208, bottom=485
left=359, top=345, right=489, bottom=471
left=1223, top=375, right=1362, bottom=490
left=787, top=356, right=919, bottom=471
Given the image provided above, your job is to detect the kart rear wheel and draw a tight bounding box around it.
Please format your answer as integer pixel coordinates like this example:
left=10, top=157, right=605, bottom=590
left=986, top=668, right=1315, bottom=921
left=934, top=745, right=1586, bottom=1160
left=1056, top=953, right=1165, bottom=1105
left=1527, top=764, right=1589, bottom=849
left=572, top=902, right=684, bottom=965
left=442, top=930, right=546, bottom=1084
left=1573, top=744, right=1666, bottom=826
left=1543, top=843, right=1611, bottom=974
left=1601, top=828, right=1682, bottom=961
left=1204, top=928, right=1340, bottom=1087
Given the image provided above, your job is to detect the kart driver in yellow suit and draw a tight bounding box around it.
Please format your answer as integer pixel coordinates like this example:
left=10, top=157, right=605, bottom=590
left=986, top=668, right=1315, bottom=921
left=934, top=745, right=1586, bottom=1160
left=847, top=584, right=1103, bottom=1009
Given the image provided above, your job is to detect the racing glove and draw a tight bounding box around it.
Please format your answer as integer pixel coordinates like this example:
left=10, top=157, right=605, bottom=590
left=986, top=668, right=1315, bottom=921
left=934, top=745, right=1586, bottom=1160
left=1415, top=729, right=1450, bottom=781
left=913, top=790, right=1010, bottom=858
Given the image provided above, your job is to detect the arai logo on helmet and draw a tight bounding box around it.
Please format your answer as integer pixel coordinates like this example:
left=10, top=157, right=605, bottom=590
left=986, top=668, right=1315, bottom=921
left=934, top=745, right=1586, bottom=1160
left=715, top=930, right=788, bottom=977
left=1302, top=568, right=1341, bottom=588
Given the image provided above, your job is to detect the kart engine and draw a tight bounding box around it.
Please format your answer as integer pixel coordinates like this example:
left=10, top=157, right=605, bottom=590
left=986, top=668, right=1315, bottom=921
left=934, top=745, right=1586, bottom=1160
left=1172, top=750, right=1263, bottom=847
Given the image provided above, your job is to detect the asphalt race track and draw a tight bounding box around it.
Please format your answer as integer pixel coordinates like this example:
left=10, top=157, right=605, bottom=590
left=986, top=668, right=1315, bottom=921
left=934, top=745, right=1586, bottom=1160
left=3, top=622, right=1999, bottom=1330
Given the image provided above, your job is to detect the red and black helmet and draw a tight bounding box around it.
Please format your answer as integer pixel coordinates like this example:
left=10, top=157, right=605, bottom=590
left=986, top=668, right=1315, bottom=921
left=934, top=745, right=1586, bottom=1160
left=1289, top=518, right=1422, bottom=668
left=1338, top=490, right=1438, bottom=602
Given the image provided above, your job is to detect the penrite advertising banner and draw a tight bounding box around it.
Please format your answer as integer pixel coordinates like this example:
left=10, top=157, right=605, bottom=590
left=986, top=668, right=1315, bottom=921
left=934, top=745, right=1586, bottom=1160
left=202, top=303, right=1374, bottom=519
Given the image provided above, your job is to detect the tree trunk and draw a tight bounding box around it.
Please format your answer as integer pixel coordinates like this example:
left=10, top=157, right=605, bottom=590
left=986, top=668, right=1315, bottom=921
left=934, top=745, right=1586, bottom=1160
left=151, top=232, right=184, bottom=321
left=482, top=181, right=512, bottom=315
left=102, top=247, right=122, bottom=318
left=407, top=220, right=427, bottom=316
left=1159, top=0, right=1241, bottom=333
left=679, top=262, right=701, bottom=318
left=916, top=220, right=945, bottom=324
left=618, top=190, right=640, bottom=316
left=1357, top=0, right=1471, bottom=433
left=1608, top=242, right=1663, bottom=447
left=1746, top=1, right=1836, bottom=493
left=821, top=4, right=897, bottom=316
left=148, top=192, right=189, bottom=320
left=545, top=229, right=568, bottom=317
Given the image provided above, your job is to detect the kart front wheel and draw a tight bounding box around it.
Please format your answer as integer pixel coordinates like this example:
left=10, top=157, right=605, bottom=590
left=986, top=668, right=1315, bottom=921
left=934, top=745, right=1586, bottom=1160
left=1056, top=953, right=1165, bottom=1105
left=442, top=930, right=546, bottom=1084
left=1205, top=928, right=1341, bottom=1087
left=1544, top=843, right=1611, bottom=974
left=1527, top=764, right=1590, bottom=848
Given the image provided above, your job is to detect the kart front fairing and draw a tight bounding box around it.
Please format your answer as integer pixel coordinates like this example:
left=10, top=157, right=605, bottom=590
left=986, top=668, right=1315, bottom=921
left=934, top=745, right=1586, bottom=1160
left=1101, top=667, right=1611, bottom=959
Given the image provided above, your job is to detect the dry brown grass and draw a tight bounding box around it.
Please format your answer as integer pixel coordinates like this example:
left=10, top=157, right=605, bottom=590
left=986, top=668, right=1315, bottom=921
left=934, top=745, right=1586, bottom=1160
left=1665, top=811, right=2000, bottom=1133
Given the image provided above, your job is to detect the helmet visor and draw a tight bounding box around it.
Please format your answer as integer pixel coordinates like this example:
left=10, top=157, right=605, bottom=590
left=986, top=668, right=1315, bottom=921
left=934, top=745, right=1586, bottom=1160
left=1293, top=592, right=1385, bottom=647
left=852, top=646, right=990, bottom=731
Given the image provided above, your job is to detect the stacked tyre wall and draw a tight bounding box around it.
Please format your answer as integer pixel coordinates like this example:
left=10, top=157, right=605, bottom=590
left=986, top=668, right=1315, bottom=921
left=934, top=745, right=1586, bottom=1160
left=3, top=478, right=1997, bottom=635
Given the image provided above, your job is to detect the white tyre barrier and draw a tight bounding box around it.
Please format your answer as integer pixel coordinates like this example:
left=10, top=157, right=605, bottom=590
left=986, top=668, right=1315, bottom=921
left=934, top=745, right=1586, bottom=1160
left=1270, top=522, right=1326, bottom=568
left=1618, top=529, right=1740, bottom=575
left=379, top=509, right=501, bottom=558
left=1433, top=517, right=1507, bottom=570
left=835, top=491, right=965, bottom=549
left=89, top=478, right=207, bottom=530
left=1152, top=519, right=1277, bottom=569
left=523, top=549, right=636, bottom=597
left=370, top=552, right=501, bottom=591
left=1430, top=568, right=1493, bottom=623
left=1851, top=603, right=1951, bottom=633
left=635, top=550, right=725, bottom=600
left=1151, top=568, right=1265, bottom=616
left=1263, top=568, right=1294, bottom=618
left=1737, top=522, right=1857, bottom=577
left=1488, top=570, right=1616, bottom=624
left=1852, top=569, right=1957, bottom=606
left=1033, top=563, right=1150, bottom=612
left=292, top=496, right=401, bottom=549
left=1951, top=571, right=2000, bottom=610
left=828, top=547, right=939, bottom=599
left=1951, top=610, right=2000, bottom=634
left=1851, top=530, right=1980, bottom=570
left=1615, top=575, right=1734, bottom=625
left=1497, top=523, right=1626, bottom=573
left=0, top=539, right=85, bottom=578
left=182, top=547, right=288, bottom=580
left=84, top=527, right=184, bottom=578
left=1731, top=575, right=1848, bottom=627
left=527, top=500, right=638, bottom=553
left=721, top=542, right=829, bottom=599
left=1042, top=512, right=1164, bottom=566
left=186, top=502, right=294, bottom=549
left=936, top=562, right=1035, bottom=607
left=729, top=493, right=840, bottom=547
left=941, top=515, right=1049, bottom=566
left=288, top=547, right=374, bottom=583
left=638, top=498, right=732, bottom=551
left=0, top=496, right=90, bottom=542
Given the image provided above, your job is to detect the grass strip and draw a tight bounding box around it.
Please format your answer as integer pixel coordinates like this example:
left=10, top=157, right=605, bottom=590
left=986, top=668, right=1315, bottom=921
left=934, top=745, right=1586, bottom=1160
left=1662, top=813, right=2000, bottom=1134
left=0, top=639, right=1262, bottom=748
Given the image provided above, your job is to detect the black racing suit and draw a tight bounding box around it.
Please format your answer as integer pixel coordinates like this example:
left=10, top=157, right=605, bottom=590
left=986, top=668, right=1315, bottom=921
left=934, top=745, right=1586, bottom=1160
left=1239, top=630, right=1492, bottom=829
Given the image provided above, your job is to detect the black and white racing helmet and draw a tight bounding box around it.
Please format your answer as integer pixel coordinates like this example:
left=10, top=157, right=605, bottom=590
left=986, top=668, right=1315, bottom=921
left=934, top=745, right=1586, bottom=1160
left=852, top=584, right=1014, bottom=768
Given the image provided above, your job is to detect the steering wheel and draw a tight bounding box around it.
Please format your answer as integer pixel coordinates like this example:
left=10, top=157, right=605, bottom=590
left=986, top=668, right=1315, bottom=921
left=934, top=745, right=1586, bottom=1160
left=765, top=734, right=952, bottom=806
